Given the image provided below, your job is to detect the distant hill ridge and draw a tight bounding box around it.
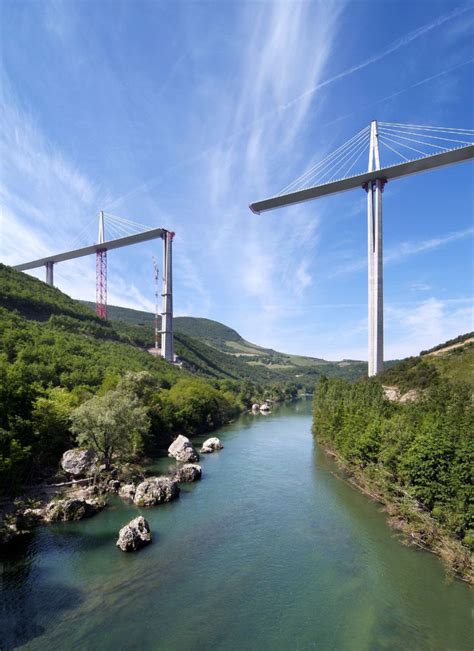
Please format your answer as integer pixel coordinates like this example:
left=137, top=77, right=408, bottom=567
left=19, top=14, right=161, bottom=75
left=420, top=332, right=474, bottom=356
left=81, top=301, right=368, bottom=381
left=0, top=266, right=366, bottom=387
left=379, top=333, right=473, bottom=390
left=81, top=302, right=276, bottom=353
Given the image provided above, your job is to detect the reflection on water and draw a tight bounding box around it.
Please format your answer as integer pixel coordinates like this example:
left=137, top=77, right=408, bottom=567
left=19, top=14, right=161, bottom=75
left=1, top=400, right=472, bottom=650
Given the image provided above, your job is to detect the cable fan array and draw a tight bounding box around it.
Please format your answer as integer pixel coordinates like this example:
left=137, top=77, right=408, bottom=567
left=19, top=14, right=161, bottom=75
left=279, top=125, right=371, bottom=195
left=100, top=212, right=153, bottom=241
left=67, top=212, right=157, bottom=250
left=377, top=122, right=474, bottom=162
left=279, top=122, right=474, bottom=196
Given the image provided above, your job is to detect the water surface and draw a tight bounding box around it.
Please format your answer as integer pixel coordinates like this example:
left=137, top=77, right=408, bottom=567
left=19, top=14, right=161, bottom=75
left=1, top=400, right=472, bottom=650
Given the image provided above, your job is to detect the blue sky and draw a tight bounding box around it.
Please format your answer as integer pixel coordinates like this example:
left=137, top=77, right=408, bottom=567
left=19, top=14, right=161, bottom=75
left=1, top=0, right=473, bottom=360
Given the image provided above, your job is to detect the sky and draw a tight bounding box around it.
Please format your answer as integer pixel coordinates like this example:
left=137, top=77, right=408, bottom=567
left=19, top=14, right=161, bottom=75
left=1, top=0, right=473, bottom=361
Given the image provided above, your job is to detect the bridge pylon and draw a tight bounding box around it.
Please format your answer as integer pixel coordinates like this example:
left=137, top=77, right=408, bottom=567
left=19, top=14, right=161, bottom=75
left=366, top=121, right=384, bottom=377
left=161, top=230, right=174, bottom=362
left=249, top=120, right=474, bottom=377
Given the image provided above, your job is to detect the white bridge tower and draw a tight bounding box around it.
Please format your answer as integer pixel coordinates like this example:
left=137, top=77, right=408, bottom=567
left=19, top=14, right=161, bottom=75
left=366, top=121, right=384, bottom=376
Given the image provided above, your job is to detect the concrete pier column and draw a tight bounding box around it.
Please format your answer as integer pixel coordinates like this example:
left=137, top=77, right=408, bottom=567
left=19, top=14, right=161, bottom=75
left=366, top=179, right=384, bottom=376
left=45, top=261, right=54, bottom=286
left=161, top=231, right=174, bottom=362
left=373, top=179, right=384, bottom=375
left=367, top=182, right=375, bottom=375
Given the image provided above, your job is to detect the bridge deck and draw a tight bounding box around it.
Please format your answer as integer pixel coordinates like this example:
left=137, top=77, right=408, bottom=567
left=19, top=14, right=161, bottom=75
left=249, top=144, right=474, bottom=214
left=13, top=228, right=166, bottom=271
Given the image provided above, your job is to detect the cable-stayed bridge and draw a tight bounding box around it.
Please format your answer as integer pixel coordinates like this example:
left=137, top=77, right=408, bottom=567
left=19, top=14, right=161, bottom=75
left=12, top=213, right=175, bottom=362
left=250, top=121, right=474, bottom=376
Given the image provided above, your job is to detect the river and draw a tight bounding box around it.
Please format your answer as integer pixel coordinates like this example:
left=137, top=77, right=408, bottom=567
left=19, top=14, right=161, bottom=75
left=1, top=399, right=472, bottom=650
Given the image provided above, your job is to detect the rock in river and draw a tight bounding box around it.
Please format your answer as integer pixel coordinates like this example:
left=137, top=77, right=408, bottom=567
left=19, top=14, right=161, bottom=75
left=168, top=435, right=200, bottom=462
left=61, top=448, right=97, bottom=477
left=201, top=437, right=223, bottom=454
left=134, top=476, right=180, bottom=507
left=174, top=464, right=202, bottom=482
left=119, top=483, right=136, bottom=501
left=116, top=516, right=151, bottom=552
left=45, top=498, right=104, bottom=522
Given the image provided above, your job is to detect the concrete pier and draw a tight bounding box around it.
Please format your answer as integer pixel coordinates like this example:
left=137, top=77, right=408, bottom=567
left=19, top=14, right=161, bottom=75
left=45, top=261, right=54, bottom=286
left=161, top=231, right=174, bottom=362
left=367, top=178, right=384, bottom=376
left=367, top=121, right=384, bottom=376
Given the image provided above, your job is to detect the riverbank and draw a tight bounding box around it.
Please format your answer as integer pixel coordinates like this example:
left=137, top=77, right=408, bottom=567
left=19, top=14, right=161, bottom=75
left=312, top=374, right=473, bottom=586
left=0, top=400, right=274, bottom=546
left=318, top=442, right=474, bottom=585
left=2, top=399, right=472, bottom=651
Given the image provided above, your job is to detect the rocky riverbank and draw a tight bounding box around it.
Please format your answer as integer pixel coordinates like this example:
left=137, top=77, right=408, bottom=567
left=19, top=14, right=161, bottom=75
left=0, top=434, right=222, bottom=548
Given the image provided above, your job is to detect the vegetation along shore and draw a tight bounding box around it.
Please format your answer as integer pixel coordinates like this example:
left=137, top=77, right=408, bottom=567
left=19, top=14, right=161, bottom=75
left=312, top=334, right=474, bottom=584
left=0, top=264, right=306, bottom=542
left=1, top=262, right=472, bottom=585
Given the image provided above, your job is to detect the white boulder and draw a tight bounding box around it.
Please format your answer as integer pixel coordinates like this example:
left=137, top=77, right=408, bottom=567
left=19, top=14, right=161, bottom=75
left=61, top=448, right=97, bottom=476
left=200, top=437, right=223, bottom=454
left=116, top=516, right=151, bottom=552
left=134, top=476, right=180, bottom=507
left=174, top=464, right=202, bottom=482
left=168, top=435, right=200, bottom=462
left=119, top=483, right=136, bottom=501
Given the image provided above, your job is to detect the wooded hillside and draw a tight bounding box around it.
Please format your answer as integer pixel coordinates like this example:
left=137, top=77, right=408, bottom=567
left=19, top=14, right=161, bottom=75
left=0, top=265, right=282, bottom=494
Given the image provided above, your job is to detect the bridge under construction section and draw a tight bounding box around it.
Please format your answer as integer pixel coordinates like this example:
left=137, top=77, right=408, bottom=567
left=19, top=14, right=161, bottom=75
left=13, top=213, right=175, bottom=363
left=250, top=120, right=474, bottom=376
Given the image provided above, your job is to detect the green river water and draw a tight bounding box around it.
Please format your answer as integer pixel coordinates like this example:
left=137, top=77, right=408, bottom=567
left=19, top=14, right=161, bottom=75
left=1, top=399, right=472, bottom=650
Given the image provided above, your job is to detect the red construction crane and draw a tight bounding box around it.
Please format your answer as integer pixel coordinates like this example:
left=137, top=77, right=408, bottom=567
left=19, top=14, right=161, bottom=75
left=96, top=211, right=107, bottom=318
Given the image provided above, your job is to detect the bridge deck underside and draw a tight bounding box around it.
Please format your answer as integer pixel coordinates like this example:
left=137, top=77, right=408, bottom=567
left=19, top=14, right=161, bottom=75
left=250, top=145, right=474, bottom=214
left=13, top=228, right=166, bottom=271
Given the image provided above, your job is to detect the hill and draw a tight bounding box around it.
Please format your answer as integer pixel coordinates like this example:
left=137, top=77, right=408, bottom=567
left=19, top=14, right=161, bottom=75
left=81, top=301, right=368, bottom=383
left=0, top=265, right=292, bottom=387
left=379, top=335, right=474, bottom=390
left=420, top=332, right=474, bottom=356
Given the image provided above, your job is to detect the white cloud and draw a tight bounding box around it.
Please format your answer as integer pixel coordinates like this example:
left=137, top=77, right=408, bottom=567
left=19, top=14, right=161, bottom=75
left=279, top=1, right=474, bottom=113
left=385, top=297, right=474, bottom=358
left=410, top=281, right=431, bottom=291
left=0, top=79, right=100, bottom=261
left=295, top=261, right=312, bottom=296
left=385, top=227, right=474, bottom=263
left=0, top=85, right=165, bottom=312
left=313, top=296, right=474, bottom=361
left=190, top=1, right=342, bottom=341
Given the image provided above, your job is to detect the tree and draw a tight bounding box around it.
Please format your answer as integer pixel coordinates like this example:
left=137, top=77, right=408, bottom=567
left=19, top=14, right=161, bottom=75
left=70, top=389, right=150, bottom=468
left=117, top=371, right=159, bottom=402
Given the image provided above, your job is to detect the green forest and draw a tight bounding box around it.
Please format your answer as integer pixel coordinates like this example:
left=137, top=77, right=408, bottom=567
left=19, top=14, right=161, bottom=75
left=0, top=264, right=299, bottom=495
left=312, top=346, right=473, bottom=579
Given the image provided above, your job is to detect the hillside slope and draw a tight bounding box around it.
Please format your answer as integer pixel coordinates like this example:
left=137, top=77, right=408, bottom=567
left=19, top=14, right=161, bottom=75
left=0, top=263, right=183, bottom=388
left=0, top=266, right=280, bottom=386
left=2, top=264, right=284, bottom=495
left=379, top=336, right=474, bottom=389
left=82, top=301, right=368, bottom=382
